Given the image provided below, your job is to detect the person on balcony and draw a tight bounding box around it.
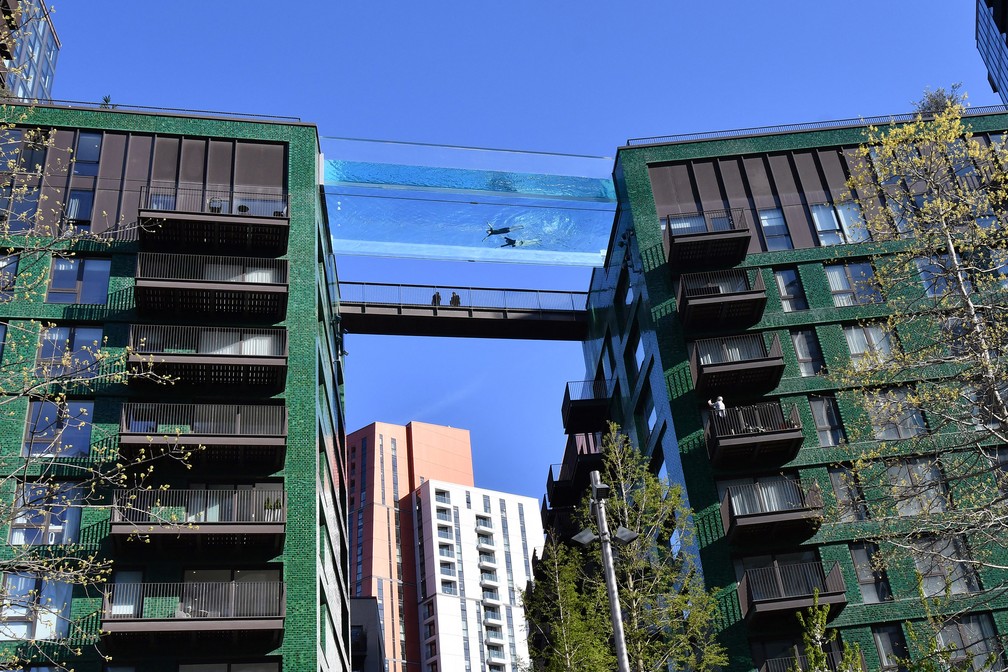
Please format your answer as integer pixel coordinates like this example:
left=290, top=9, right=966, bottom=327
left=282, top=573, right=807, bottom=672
left=708, top=396, right=726, bottom=417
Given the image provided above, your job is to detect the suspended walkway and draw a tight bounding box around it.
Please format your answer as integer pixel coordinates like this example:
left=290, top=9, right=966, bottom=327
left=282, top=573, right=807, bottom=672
left=337, top=282, right=589, bottom=341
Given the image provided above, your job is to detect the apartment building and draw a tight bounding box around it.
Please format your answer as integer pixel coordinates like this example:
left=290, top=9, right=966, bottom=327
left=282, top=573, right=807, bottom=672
left=543, top=108, right=1008, bottom=670
left=1, top=0, right=59, bottom=100
left=0, top=102, right=349, bottom=672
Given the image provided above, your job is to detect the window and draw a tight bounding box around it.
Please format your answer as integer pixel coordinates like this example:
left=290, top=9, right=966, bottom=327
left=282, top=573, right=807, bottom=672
left=873, top=624, right=910, bottom=672
left=46, top=257, right=111, bottom=304
left=440, top=580, right=456, bottom=595
left=913, top=536, right=979, bottom=596
left=829, top=466, right=868, bottom=521
left=811, top=202, right=868, bottom=245
left=438, top=544, right=453, bottom=558
left=791, top=329, right=825, bottom=377
left=843, top=323, right=894, bottom=368
left=849, top=542, right=891, bottom=603
left=435, top=508, right=451, bottom=522
left=37, top=325, right=103, bottom=378
left=437, top=526, right=452, bottom=540
left=758, top=208, right=793, bottom=251
left=65, top=189, right=94, bottom=230
left=72, top=132, right=101, bottom=176
left=825, top=261, right=881, bottom=306
left=869, top=388, right=926, bottom=440
left=916, top=255, right=967, bottom=298
left=886, top=457, right=947, bottom=516
left=0, top=573, right=71, bottom=640
left=937, top=614, right=1005, bottom=671
left=0, top=255, right=17, bottom=300
left=23, top=400, right=94, bottom=457
left=3, top=181, right=40, bottom=233
left=774, top=268, right=808, bottom=312
left=439, top=563, right=455, bottom=577
left=10, top=482, right=81, bottom=545
left=810, top=396, right=846, bottom=446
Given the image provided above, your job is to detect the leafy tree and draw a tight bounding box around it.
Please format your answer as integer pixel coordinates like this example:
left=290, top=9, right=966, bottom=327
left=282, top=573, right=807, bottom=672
left=792, top=593, right=862, bottom=672
left=526, top=423, right=726, bottom=672
left=913, top=83, right=965, bottom=116
left=522, top=530, right=614, bottom=672
left=0, top=110, right=190, bottom=671
left=831, top=100, right=1008, bottom=668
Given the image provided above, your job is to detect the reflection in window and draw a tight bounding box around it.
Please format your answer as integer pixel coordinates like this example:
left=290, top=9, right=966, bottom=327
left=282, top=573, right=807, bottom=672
left=872, top=624, right=910, bottom=672
left=0, top=573, right=71, bottom=641
left=46, top=257, right=111, bottom=304
left=811, top=202, right=869, bottom=246
left=73, top=132, right=102, bottom=176
left=829, top=466, right=868, bottom=521
left=850, top=542, right=891, bottom=603
left=774, top=267, right=808, bottom=312
left=886, top=457, right=946, bottom=516
left=10, top=482, right=82, bottom=545
left=758, top=208, right=793, bottom=251
left=869, top=388, right=926, bottom=440
left=37, top=325, right=103, bottom=378
left=0, top=255, right=15, bottom=300
left=790, top=329, right=825, bottom=377
left=810, top=396, right=846, bottom=447
left=23, top=400, right=94, bottom=457
left=912, top=536, right=979, bottom=597
left=843, top=323, right=894, bottom=368
left=936, top=613, right=1005, bottom=671
left=825, top=262, right=881, bottom=306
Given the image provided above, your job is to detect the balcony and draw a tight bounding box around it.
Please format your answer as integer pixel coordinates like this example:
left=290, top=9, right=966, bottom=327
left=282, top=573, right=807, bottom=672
left=120, top=402, right=287, bottom=468
left=129, top=325, right=288, bottom=389
left=689, top=334, right=784, bottom=396
left=101, top=580, right=284, bottom=647
left=738, top=561, right=846, bottom=627
left=561, top=379, right=615, bottom=434
left=720, top=479, right=823, bottom=545
left=546, top=431, right=604, bottom=509
left=760, top=650, right=866, bottom=672
left=662, top=208, right=751, bottom=270
left=705, top=401, right=804, bottom=469
left=134, top=253, right=288, bottom=319
left=111, top=488, right=285, bottom=550
left=138, top=185, right=290, bottom=255
left=676, top=270, right=766, bottom=332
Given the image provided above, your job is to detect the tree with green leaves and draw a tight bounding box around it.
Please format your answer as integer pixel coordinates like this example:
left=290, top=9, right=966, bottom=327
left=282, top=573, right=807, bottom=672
left=525, top=423, right=726, bottom=672
left=830, top=100, right=1008, bottom=669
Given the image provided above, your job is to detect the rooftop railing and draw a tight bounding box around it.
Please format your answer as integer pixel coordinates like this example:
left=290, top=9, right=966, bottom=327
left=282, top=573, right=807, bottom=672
left=140, top=185, right=289, bottom=218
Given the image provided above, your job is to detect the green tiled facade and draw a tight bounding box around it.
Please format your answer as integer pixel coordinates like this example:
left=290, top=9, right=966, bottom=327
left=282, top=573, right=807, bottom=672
left=580, top=111, right=1008, bottom=671
left=0, top=104, right=350, bottom=672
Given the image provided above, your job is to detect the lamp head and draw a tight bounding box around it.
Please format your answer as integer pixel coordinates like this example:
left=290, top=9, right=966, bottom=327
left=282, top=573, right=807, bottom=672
left=613, top=526, right=639, bottom=545
left=572, top=528, right=599, bottom=547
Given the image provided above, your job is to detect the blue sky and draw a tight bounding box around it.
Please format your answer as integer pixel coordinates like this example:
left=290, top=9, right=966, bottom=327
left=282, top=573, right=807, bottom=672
left=50, top=1, right=1000, bottom=500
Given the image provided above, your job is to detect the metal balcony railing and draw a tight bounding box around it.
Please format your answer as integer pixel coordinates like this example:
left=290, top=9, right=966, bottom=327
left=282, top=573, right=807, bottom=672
left=680, top=269, right=762, bottom=298
left=693, top=333, right=778, bottom=366
left=111, top=489, right=286, bottom=525
left=563, top=379, right=613, bottom=404
left=664, top=208, right=748, bottom=236
left=136, top=253, right=288, bottom=285
left=140, top=185, right=288, bottom=218
left=120, top=402, right=287, bottom=438
left=761, top=650, right=865, bottom=672
left=556, top=432, right=603, bottom=482
left=707, top=402, right=801, bottom=440
left=723, top=479, right=805, bottom=517
left=129, top=325, right=288, bottom=358
left=740, top=561, right=844, bottom=606
left=103, top=581, right=285, bottom=620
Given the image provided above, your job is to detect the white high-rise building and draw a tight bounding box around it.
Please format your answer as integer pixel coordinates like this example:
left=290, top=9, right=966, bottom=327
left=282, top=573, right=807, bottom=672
left=413, top=480, right=544, bottom=672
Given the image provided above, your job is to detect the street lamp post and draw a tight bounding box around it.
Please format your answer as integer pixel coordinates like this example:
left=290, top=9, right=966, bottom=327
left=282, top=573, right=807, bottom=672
left=573, top=469, right=636, bottom=672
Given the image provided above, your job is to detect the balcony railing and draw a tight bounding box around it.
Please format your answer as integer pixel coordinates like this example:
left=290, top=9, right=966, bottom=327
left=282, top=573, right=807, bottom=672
left=738, top=561, right=846, bottom=624
left=111, top=489, right=287, bottom=526
left=663, top=208, right=751, bottom=269
left=547, top=431, right=604, bottom=508
left=129, top=325, right=288, bottom=388
left=140, top=185, right=289, bottom=219
left=134, top=253, right=289, bottom=318
left=720, top=478, right=823, bottom=545
left=561, top=379, right=615, bottom=433
left=119, top=403, right=287, bottom=468
left=705, top=401, right=804, bottom=469
left=760, top=650, right=866, bottom=672
left=689, top=333, right=784, bottom=396
left=102, top=580, right=285, bottom=628
left=676, top=269, right=766, bottom=331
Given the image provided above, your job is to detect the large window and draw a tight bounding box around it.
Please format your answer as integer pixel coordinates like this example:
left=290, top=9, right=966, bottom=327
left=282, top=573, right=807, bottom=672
left=849, top=542, right=891, bottom=603
left=10, top=482, right=81, bottom=545
left=37, top=325, right=103, bottom=378
left=937, top=614, right=1005, bottom=671
left=23, top=400, right=94, bottom=457
left=791, top=329, right=825, bottom=377
left=869, top=388, right=926, bottom=440
left=825, top=261, right=881, bottom=306
left=72, top=132, right=101, bottom=176
left=65, top=189, right=94, bottom=230
left=886, top=457, right=947, bottom=516
left=0, top=573, right=71, bottom=641
left=758, top=208, right=793, bottom=251
left=811, top=202, right=869, bottom=246
left=46, top=257, right=111, bottom=304
left=774, top=267, right=808, bottom=312
left=844, top=323, right=894, bottom=368
left=829, top=466, right=868, bottom=521
left=872, top=624, right=910, bottom=672
left=912, top=536, right=979, bottom=597
left=810, top=396, right=846, bottom=447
